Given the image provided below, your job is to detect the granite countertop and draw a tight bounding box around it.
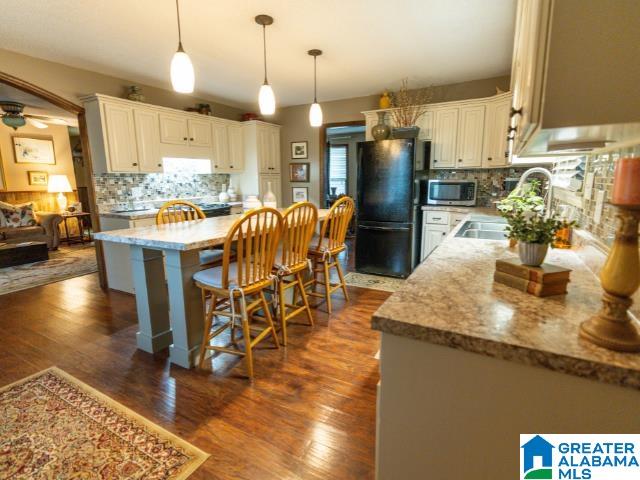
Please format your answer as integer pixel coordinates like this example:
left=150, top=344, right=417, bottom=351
left=372, top=214, right=640, bottom=391
left=95, top=208, right=330, bottom=251
left=99, top=201, right=243, bottom=220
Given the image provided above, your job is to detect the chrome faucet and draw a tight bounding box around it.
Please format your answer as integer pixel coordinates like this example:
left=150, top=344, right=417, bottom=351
left=515, top=167, right=554, bottom=217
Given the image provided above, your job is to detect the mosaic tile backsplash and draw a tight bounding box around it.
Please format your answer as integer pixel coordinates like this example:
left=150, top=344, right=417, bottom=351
left=93, top=173, right=230, bottom=210
left=429, top=167, right=529, bottom=207
left=552, top=144, right=640, bottom=247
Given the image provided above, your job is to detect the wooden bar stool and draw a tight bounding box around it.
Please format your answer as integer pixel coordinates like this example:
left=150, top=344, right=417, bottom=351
left=273, top=202, right=318, bottom=346
left=305, top=196, right=355, bottom=314
left=194, top=207, right=283, bottom=378
left=156, top=200, right=223, bottom=266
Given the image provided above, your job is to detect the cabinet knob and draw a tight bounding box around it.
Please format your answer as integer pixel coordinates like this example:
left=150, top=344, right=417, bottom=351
left=230, top=165, right=234, bottom=168
left=458, top=159, right=462, bottom=162
left=487, top=157, right=493, bottom=161
left=132, top=163, right=138, bottom=166
left=510, top=107, right=523, bottom=118
left=183, top=137, right=188, bottom=141
left=433, top=159, right=438, bottom=163
left=157, top=163, right=162, bottom=167
left=190, top=137, right=194, bottom=141
left=442, top=232, right=446, bottom=236
left=214, top=165, right=219, bottom=168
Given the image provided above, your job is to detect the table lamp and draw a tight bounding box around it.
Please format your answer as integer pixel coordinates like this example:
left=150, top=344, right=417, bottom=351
left=580, top=157, right=640, bottom=351
left=47, top=174, right=72, bottom=212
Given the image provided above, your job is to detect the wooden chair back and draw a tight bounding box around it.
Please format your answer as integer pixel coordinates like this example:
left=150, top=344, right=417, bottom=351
left=156, top=200, right=205, bottom=225
left=221, top=207, right=283, bottom=289
left=315, top=196, right=355, bottom=253
left=280, top=202, right=318, bottom=270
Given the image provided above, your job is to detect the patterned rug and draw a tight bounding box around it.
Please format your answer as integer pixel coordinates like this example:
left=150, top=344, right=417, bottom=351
left=0, top=244, right=98, bottom=295
left=344, top=272, right=405, bottom=293
left=0, top=367, right=208, bottom=479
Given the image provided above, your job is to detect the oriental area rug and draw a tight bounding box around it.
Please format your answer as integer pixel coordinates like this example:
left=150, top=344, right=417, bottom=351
left=344, top=272, right=405, bottom=293
left=0, top=367, right=208, bottom=479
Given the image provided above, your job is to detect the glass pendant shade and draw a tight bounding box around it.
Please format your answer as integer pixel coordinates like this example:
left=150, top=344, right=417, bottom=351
left=309, top=102, right=323, bottom=127
left=170, top=47, right=195, bottom=93
left=2, top=115, right=26, bottom=130
left=259, top=83, right=276, bottom=115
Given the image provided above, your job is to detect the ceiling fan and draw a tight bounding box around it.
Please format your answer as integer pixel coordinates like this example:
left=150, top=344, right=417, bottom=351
left=0, top=100, right=68, bottom=130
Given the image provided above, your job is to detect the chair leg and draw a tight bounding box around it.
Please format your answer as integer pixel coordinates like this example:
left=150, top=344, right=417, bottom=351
left=230, top=297, right=239, bottom=344
left=240, top=303, right=254, bottom=379
left=278, top=279, right=288, bottom=346
left=261, top=290, right=280, bottom=349
left=335, top=261, right=350, bottom=302
left=323, top=260, right=332, bottom=314
left=296, top=271, right=314, bottom=326
left=198, top=291, right=214, bottom=369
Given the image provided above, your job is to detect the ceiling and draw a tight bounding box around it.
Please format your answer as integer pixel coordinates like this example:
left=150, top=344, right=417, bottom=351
left=0, top=84, right=79, bottom=126
left=0, top=0, right=516, bottom=109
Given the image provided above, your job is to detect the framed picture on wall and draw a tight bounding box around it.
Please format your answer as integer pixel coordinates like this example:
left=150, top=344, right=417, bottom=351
left=292, top=187, right=309, bottom=202
left=12, top=136, right=56, bottom=165
left=27, top=171, right=49, bottom=186
left=289, top=162, right=310, bottom=182
left=291, top=141, right=308, bottom=159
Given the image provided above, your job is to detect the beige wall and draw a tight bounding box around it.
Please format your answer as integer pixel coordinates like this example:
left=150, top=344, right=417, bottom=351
left=0, top=122, right=76, bottom=192
left=275, top=75, right=510, bottom=206
left=0, top=49, right=245, bottom=121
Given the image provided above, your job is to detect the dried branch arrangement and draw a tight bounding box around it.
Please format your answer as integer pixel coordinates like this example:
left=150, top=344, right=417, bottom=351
left=389, top=78, right=434, bottom=127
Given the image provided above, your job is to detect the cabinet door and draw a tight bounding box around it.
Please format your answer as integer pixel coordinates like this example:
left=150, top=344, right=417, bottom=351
left=159, top=114, right=189, bottom=145
left=483, top=96, right=511, bottom=168
left=432, top=108, right=458, bottom=168
left=416, top=111, right=434, bottom=140
left=227, top=123, right=245, bottom=172
left=364, top=112, right=378, bottom=141
left=423, top=224, right=449, bottom=259
left=456, top=105, right=485, bottom=168
left=267, top=127, right=281, bottom=173
left=211, top=121, right=229, bottom=172
left=259, top=174, right=282, bottom=206
left=257, top=127, right=271, bottom=173
left=133, top=108, right=162, bottom=173
left=103, top=103, right=139, bottom=172
left=188, top=118, right=213, bottom=147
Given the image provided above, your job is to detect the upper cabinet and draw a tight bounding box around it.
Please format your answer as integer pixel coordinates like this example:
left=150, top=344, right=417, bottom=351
left=510, top=0, right=640, bottom=156
left=363, top=92, right=512, bottom=170
left=82, top=94, right=257, bottom=175
left=238, top=121, right=282, bottom=203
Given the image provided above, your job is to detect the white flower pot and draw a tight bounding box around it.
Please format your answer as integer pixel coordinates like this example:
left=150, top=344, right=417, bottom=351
left=518, top=242, right=549, bottom=267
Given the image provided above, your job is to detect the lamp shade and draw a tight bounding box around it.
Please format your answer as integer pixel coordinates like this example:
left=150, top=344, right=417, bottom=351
left=259, top=83, right=276, bottom=115
left=47, top=174, right=72, bottom=193
left=309, top=102, right=323, bottom=127
left=170, top=49, right=195, bottom=94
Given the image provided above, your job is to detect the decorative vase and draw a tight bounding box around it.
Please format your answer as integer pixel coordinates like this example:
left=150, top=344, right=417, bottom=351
left=392, top=126, right=420, bottom=139
left=263, top=181, right=277, bottom=208
left=518, top=242, right=549, bottom=267
left=243, top=195, right=262, bottom=211
left=127, top=85, right=145, bottom=102
left=379, top=90, right=391, bottom=109
left=227, top=181, right=237, bottom=201
left=371, top=111, right=390, bottom=141
left=219, top=184, right=230, bottom=203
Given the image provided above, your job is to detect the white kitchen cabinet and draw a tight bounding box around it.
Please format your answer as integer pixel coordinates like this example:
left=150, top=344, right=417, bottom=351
left=432, top=108, right=458, bottom=168
left=159, top=114, right=189, bottom=145
left=103, top=103, right=139, bottom=173
left=422, top=224, right=449, bottom=260
left=259, top=174, right=282, bottom=206
left=482, top=96, right=511, bottom=168
left=227, top=123, right=244, bottom=172
left=188, top=118, right=213, bottom=147
left=211, top=120, right=229, bottom=172
left=456, top=105, right=485, bottom=168
left=415, top=111, right=434, bottom=141
left=133, top=108, right=162, bottom=173
left=256, top=124, right=280, bottom=174
left=239, top=121, right=282, bottom=203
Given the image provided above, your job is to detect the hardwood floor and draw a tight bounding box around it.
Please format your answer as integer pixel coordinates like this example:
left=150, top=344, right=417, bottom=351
left=0, top=257, right=389, bottom=479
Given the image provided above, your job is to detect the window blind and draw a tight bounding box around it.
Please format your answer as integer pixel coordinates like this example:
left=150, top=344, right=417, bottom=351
left=328, top=144, right=348, bottom=195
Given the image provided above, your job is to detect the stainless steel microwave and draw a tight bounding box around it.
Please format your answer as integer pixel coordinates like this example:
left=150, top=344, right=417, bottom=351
left=424, top=179, right=477, bottom=206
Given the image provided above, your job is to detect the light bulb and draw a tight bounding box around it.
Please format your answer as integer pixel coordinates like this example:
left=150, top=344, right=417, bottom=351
left=259, top=83, right=276, bottom=115
left=309, top=102, right=323, bottom=127
left=170, top=48, right=195, bottom=94
left=28, top=118, right=48, bottom=129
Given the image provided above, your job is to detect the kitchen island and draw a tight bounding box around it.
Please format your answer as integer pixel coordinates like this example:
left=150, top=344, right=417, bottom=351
left=95, top=209, right=329, bottom=368
left=372, top=215, right=640, bottom=479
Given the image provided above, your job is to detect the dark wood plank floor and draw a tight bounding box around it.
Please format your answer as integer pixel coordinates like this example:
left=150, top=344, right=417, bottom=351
left=0, top=260, right=388, bottom=479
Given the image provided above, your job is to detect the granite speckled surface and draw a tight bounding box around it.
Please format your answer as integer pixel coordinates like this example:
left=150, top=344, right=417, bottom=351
left=372, top=215, right=640, bottom=390
left=98, top=202, right=243, bottom=220
left=95, top=209, right=330, bottom=251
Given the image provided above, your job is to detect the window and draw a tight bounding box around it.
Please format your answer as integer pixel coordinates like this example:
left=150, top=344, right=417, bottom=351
left=328, top=144, right=348, bottom=195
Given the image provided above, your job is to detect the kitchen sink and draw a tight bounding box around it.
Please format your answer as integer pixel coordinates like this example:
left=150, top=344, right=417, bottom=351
left=455, top=220, right=508, bottom=240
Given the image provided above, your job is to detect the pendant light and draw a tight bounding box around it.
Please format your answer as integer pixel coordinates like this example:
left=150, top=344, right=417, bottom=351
left=255, top=15, right=276, bottom=115
left=170, top=0, right=195, bottom=93
left=308, top=49, right=323, bottom=127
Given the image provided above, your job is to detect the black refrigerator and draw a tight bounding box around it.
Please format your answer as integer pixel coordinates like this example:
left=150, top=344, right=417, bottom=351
left=355, top=139, right=422, bottom=278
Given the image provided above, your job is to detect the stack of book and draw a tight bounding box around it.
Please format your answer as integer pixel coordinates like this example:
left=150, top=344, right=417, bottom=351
left=494, top=258, right=571, bottom=297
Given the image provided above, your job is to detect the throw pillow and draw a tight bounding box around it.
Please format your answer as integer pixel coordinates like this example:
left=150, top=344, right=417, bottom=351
left=0, top=202, right=37, bottom=228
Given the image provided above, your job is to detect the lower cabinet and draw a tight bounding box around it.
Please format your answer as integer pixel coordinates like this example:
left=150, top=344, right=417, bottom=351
left=421, top=224, right=449, bottom=260
left=420, top=209, right=469, bottom=261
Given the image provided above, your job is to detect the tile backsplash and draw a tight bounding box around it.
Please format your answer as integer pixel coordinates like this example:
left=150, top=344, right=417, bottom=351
left=429, top=167, right=529, bottom=207
left=93, top=173, right=230, bottom=210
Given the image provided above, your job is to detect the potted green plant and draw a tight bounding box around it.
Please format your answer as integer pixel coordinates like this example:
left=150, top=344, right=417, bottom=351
left=505, top=210, right=572, bottom=266
left=497, top=180, right=545, bottom=248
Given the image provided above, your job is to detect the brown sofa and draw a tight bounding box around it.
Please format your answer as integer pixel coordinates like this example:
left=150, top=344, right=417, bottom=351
left=0, top=212, right=63, bottom=250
